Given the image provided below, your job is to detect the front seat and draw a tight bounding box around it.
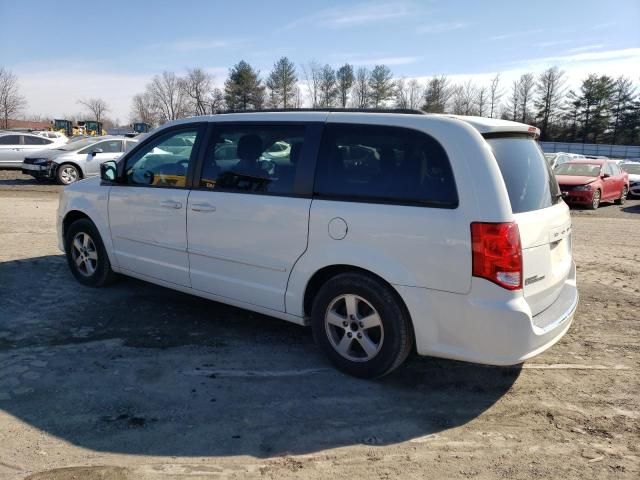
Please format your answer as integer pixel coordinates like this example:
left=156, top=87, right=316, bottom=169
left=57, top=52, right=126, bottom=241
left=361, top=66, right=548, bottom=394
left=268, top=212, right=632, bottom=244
left=235, top=134, right=264, bottom=176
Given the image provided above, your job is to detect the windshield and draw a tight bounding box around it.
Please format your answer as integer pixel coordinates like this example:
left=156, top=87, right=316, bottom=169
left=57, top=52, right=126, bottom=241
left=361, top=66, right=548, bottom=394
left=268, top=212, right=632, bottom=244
left=56, top=138, right=97, bottom=151
left=554, top=163, right=601, bottom=177
left=621, top=163, right=640, bottom=175
left=487, top=137, right=561, bottom=214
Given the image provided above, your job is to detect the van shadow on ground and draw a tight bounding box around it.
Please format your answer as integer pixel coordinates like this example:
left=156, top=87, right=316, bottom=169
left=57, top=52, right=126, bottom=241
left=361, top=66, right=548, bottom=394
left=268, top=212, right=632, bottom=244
left=0, top=255, right=520, bottom=458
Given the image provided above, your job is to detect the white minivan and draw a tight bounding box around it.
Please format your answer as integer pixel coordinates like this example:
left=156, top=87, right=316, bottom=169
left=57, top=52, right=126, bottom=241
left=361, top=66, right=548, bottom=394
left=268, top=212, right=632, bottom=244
left=57, top=111, right=577, bottom=378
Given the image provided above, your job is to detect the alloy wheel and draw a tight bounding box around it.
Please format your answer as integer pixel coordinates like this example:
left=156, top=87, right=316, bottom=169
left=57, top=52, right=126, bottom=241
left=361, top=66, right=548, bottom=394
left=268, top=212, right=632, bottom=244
left=71, top=232, right=98, bottom=277
left=324, top=294, right=384, bottom=362
left=60, top=166, right=78, bottom=184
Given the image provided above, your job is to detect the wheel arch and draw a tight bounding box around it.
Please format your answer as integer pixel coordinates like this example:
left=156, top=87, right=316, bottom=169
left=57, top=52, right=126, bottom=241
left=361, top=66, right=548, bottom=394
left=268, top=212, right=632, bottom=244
left=62, top=210, right=90, bottom=241
left=302, top=264, right=415, bottom=340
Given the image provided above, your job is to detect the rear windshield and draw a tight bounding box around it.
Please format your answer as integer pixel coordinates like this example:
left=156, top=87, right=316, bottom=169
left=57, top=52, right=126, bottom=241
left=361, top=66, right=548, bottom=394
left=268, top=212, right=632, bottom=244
left=487, top=137, right=561, bottom=214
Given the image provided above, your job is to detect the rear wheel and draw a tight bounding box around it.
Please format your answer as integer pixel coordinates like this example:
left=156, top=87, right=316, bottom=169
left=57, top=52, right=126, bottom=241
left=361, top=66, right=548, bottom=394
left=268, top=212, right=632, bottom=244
left=65, top=218, right=116, bottom=287
left=57, top=163, right=81, bottom=185
left=588, top=189, right=601, bottom=210
left=311, top=272, right=413, bottom=378
left=615, top=186, right=628, bottom=205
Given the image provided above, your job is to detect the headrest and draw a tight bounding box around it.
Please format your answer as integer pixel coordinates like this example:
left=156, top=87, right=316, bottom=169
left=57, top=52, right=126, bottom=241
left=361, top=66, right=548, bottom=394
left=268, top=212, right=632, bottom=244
left=289, top=142, right=302, bottom=164
left=237, top=134, right=263, bottom=162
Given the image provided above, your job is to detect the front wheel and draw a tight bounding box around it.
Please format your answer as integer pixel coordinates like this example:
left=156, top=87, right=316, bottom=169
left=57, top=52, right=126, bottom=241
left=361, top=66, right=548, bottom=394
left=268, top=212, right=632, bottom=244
left=57, top=163, right=81, bottom=185
left=65, top=218, right=117, bottom=287
left=311, top=273, right=413, bottom=378
left=615, top=186, right=628, bottom=205
left=588, top=189, right=601, bottom=210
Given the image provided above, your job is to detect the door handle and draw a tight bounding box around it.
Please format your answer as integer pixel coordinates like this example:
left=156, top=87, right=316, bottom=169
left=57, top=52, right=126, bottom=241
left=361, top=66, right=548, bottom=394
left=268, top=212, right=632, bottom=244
left=191, top=203, right=216, bottom=212
left=160, top=200, right=183, bottom=209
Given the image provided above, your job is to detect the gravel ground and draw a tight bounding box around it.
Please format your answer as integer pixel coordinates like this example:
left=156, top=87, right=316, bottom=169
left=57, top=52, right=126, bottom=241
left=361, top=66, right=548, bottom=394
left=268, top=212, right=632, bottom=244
left=0, top=170, right=638, bottom=480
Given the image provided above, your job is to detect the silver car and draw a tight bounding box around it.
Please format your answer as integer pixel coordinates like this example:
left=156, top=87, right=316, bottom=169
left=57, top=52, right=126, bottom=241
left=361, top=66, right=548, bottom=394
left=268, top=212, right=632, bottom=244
left=21, top=136, right=138, bottom=184
left=0, top=132, right=64, bottom=168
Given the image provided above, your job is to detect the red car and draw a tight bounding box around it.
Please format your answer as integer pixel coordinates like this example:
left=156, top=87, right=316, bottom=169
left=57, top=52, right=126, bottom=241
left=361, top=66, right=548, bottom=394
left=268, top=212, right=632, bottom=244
left=554, top=159, right=629, bottom=209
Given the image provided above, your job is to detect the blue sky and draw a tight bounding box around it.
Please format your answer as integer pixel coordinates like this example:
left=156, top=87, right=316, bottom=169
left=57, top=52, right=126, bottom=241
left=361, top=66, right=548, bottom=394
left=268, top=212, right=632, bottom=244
left=1, top=0, right=639, bottom=121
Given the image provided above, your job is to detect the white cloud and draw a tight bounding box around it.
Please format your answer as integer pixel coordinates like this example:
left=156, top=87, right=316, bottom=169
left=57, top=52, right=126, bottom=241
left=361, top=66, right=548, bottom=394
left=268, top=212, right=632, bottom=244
left=171, top=39, right=230, bottom=51
left=350, top=56, right=421, bottom=66
left=405, top=48, right=640, bottom=99
left=417, top=22, right=470, bottom=34
left=534, top=40, right=573, bottom=48
left=513, top=47, right=640, bottom=67
left=489, top=28, right=544, bottom=41
left=282, top=2, right=415, bottom=30
left=564, top=44, right=605, bottom=54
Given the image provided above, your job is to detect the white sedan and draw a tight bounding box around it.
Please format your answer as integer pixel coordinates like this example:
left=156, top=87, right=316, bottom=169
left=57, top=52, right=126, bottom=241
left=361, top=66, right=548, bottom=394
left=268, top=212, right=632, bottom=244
left=0, top=132, right=66, bottom=169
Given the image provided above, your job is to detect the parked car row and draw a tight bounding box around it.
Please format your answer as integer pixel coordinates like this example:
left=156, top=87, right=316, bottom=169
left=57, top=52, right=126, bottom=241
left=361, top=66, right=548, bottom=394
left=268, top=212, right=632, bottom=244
left=20, top=136, right=139, bottom=184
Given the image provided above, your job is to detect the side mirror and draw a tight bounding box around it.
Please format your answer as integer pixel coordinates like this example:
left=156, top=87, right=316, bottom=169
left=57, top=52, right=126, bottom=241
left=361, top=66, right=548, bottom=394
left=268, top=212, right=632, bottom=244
left=601, top=172, right=611, bottom=178
left=91, top=148, right=104, bottom=156
left=100, top=160, right=117, bottom=183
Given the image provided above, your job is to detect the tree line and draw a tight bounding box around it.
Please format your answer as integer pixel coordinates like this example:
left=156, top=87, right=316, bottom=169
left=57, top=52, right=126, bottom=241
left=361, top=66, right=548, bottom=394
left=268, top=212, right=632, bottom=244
left=2, top=61, right=639, bottom=145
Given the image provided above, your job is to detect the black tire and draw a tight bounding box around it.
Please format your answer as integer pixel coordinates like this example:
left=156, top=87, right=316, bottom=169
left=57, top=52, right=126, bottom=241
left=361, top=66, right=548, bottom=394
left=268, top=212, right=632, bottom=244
left=311, top=272, right=413, bottom=379
left=588, top=189, right=601, bottom=210
left=615, top=186, right=628, bottom=205
left=65, top=218, right=117, bottom=287
left=57, top=163, right=81, bottom=185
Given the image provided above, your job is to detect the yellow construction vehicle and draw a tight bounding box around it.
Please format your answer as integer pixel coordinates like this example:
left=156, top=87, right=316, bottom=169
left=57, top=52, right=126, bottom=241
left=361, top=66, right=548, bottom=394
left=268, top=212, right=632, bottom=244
left=79, top=121, right=107, bottom=136
left=51, top=119, right=73, bottom=136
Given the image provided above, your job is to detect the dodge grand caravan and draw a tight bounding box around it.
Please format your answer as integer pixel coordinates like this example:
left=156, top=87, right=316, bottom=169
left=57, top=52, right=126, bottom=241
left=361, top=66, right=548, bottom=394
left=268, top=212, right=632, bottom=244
left=57, top=111, right=577, bottom=378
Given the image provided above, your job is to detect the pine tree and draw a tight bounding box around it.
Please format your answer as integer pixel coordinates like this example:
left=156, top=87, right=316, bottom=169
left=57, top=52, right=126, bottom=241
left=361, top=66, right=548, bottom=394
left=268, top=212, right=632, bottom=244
left=224, top=61, right=265, bottom=111
left=266, top=57, right=298, bottom=109
left=368, top=65, right=394, bottom=108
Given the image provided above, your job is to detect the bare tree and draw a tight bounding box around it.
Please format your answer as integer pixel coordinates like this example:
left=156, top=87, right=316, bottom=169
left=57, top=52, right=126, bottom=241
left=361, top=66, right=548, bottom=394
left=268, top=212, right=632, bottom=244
left=450, top=80, right=478, bottom=115
left=394, top=78, right=423, bottom=109
left=148, top=71, right=188, bottom=122
left=394, top=77, right=410, bottom=108
left=489, top=73, right=502, bottom=118
left=518, top=73, right=535, bottom=123
left=505, top=79, right=521, bottom=121
left=130, top=92, right=157, bottom=126
left=0, top=67, right=27, bottom=129
left=423, top=75, right=452, bottom=113
left=534, top=66, right=566, bottom=139
left=182, top=68, right=213, bottom=115
left=318, top=64, right=338, bottom=107
left=336, top=64, right=354, bottom=108
left=352, top=67, right=371, bottom=108
left=301, top=61, right=322, bottom=108
left=476, top=86, right=488, bottom=117
left=77, top=98, right=109, bottom=123
left=209, top=88, right=225, bottom=113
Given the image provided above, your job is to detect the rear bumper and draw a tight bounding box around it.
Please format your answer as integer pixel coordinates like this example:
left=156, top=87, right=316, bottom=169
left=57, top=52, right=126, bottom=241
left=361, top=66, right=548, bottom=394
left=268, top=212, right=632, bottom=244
left=396, top=261, right=577, bottom=365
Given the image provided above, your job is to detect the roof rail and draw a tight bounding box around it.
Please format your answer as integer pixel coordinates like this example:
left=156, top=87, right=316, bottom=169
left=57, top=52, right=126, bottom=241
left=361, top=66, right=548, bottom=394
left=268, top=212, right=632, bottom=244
left=214, top=108, right=426, bottom=115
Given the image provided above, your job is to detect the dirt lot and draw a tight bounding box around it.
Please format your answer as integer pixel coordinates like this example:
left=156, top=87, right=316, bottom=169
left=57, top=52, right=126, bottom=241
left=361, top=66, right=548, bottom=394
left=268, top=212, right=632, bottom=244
left=0, top=170, right=639, bottom=480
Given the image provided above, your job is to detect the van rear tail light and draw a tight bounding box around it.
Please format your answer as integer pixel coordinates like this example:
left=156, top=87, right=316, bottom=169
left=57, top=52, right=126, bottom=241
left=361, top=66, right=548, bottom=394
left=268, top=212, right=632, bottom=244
left=471, top=222, right=522, bottom=290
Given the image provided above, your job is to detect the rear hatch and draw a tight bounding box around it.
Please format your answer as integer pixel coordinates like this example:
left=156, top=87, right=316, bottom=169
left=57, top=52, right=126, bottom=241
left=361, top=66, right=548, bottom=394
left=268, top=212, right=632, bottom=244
left=487, top=135, right=572, bottom=316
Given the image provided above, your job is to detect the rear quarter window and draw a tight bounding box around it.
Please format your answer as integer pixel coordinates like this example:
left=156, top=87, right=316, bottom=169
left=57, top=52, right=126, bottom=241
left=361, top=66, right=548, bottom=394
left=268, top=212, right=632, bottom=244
left=487, top=137, right=561, bottom=214
left=315, top=124, right=458, bottom=208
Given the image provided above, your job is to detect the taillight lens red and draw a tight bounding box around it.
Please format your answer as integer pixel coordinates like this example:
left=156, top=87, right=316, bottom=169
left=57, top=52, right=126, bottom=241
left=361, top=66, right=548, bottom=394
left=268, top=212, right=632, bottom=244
left=471, top=222, right=522, bottom=290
